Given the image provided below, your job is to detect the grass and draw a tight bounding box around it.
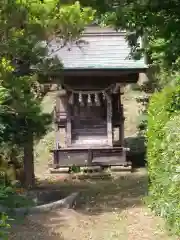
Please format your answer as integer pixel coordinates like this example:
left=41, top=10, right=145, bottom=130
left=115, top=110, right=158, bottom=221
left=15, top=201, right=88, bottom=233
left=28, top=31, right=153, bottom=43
left=34, top=87, right=56, bottom=176
left=8, top=169, right=177, bottom=240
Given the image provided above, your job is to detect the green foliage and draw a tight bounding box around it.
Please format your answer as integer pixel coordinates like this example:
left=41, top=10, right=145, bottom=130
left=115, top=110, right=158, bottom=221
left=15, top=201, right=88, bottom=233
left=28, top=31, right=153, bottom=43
left=0, top=213, right=10, bottom=240
left=137, top=113, right=148, bottom=133
left=136, top=95, right=149, bottom=135
left=147, top=84, right=180, bottom=236
left=99, top=0, right=180, bottom=68
left=0, top=0, right=95, bottom=186
left=81, top=0, right=180, bottom=89
left=0, top=185, right=34, bottom=209
left=0, top=182, right=35, bottom=238
left=69, top=165, right=81, bottom=173
left=125, top=136, right=145, bottom=154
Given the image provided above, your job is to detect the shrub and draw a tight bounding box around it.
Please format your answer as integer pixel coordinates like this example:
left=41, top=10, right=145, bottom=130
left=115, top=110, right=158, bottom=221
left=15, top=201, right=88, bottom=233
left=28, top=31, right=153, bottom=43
left=137, top=113, right=148, bottom=134
left=136, top=95, right=150, bottom=135
left=147, top=85, right=180, bottom=236
left=0, top=184, right=34, bottom=209
left=0, top=182, right=35, bottom=238
left=125, top=136, right=146, bottom=167
left=0, top=184, right=11, bottom=239
left=125, top=136, right=146, bottom=154
left=0, top=213, right=10, bottom=240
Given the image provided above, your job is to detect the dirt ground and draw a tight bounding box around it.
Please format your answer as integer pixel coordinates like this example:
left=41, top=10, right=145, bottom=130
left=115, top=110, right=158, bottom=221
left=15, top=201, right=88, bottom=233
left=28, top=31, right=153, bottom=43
left=9, top=169, right=177, bottom=240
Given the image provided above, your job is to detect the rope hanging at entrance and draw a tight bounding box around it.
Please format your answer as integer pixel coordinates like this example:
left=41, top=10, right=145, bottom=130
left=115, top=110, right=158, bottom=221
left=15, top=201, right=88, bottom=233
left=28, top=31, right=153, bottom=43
left=68, top=93, right=74, bottom=105
left=63, top=83, right=114, bottom=94
left=68, top=92, right=104, bottom=106
left=102, top=91, right=106, bottom=100
left=79, top=93, right=84, bottom=106
left=87, top=94, right=92, bottom=106
left=95, top=93, right=100, bottom=106
left=65, top=83, right=115, bottom=106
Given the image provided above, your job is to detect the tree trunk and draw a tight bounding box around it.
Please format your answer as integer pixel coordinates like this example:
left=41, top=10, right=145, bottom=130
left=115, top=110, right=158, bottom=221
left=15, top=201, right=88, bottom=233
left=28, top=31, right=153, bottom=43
left=9, top=146, right=21, bottom=168
left=23, top=131, right=35, bottom=188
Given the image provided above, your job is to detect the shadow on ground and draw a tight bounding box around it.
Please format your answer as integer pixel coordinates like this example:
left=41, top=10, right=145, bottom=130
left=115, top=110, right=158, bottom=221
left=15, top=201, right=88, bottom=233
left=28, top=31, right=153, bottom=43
left=9, top=170, right=148, bottom=239
left=9, top=217, right=65, bottom=240
left=125, top=136, right=146, bottom=168
left=38, top=170, right=148, bottom=216
left=75, top=171, right=147, bottom=215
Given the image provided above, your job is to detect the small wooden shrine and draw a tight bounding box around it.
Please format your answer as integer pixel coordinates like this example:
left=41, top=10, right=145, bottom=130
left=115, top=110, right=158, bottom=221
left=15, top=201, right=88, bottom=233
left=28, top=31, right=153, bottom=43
left=50, top=26, right=147, bottom=168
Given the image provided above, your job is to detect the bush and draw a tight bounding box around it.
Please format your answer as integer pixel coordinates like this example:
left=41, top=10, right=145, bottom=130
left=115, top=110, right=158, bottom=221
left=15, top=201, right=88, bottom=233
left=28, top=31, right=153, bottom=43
left=125, top=136, right=146, bottom=154
left=147, top=85, right=180, bottom=236
left=0, top=184, right=34, bottom=209
left=0, top=213, right=10, bottom=240
left=136, top=95, right=150, bottom=135
left=0, top=184, right=11, bottom=239
left=125, top=136, right=146, bottom=167
left=0, top=181, right=36, bottom=238
left=137, top=113, right=148, bottom=133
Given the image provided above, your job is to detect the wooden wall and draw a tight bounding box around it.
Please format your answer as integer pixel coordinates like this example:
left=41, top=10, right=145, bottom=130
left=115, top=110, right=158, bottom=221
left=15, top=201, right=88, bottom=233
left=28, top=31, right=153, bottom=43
left=54, top=79, right=126, bottom=149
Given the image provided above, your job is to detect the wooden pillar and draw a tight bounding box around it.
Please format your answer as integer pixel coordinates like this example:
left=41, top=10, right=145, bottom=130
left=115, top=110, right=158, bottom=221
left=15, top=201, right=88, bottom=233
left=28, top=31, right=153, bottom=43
left=55, top=124, right=60, bottom=149
left=53, top=150, right=59, bottom=166
left=54, top=86, right=68, bottom=148
left=112, top=84, right=125, bottom=146
left=105, top=92, right=113, bottom=146
left=88, top=149, right=93, bottom=165
left=54, top=87, right=60, bottom=150
left=119, top=109, right=125, bottom=146
left=119, top=87, right=125, bottom=146
left=66, top=100, right=72, bottom=147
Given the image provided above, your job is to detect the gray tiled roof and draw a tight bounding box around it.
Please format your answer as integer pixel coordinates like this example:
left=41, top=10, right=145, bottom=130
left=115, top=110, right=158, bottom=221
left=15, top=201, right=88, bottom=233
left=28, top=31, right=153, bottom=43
left=49, top=26, right=147, bottom=70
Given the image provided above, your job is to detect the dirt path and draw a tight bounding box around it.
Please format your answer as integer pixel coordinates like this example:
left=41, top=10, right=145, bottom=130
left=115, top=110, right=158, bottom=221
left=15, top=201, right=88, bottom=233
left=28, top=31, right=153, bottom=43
left=9, top=170, right=177, bottom=240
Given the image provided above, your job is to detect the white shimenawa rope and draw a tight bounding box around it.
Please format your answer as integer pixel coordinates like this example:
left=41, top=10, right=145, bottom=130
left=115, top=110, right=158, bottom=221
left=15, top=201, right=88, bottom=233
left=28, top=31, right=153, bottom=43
left=63, top=83, right=114, bottom=94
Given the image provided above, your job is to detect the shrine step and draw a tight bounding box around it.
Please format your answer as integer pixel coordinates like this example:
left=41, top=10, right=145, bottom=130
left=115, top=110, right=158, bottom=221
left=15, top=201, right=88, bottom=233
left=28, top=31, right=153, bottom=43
left=72, top=128, right=107, bottom=142
left=72, top=133, right=107, bottom=138
left=72, top=127, right=107, bottom=135
left=49, top=165, right=132, bottom=174
left=72, top=141, right=108, bottom=146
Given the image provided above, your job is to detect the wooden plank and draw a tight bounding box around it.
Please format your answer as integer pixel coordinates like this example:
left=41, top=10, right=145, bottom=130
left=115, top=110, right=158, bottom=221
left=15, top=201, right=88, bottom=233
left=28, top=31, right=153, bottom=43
left=92, top=155, right=126, bottom=166
left=66, top=103, right=72, bottom=147
left=53, top=150, right=59, bottom=165
left=55, top=125, right=60, bottom=149
left=55, top=86, right=68, bottom=148
left=81, top=166, right=101, bottom=171
left=49, top=167, right=69, bottom=173
left=70, top=93, right=108, bottom=146
left=119, top=89, right=125, bottom=146
left=105, top=92, right=113, bottom=146
left=62, top=70, right=144, bottom=79
left=88, top=149, right=93, bottom=165
left=110, top=165, right=132, bottom=171
left=50, top=146, right=124, bottom=151
left=54, top=151, right=89, bottom=167
left=51, top=147, right=128, bottom=167
left=77, top=173, right=112, bottom=180
left=119, top=121, right=124, bottom=146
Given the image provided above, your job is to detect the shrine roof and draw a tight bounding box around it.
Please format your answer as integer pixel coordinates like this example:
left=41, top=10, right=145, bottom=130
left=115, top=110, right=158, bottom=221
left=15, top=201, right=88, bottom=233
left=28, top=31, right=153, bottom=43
left=49, top=26, right=147, bottom=71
